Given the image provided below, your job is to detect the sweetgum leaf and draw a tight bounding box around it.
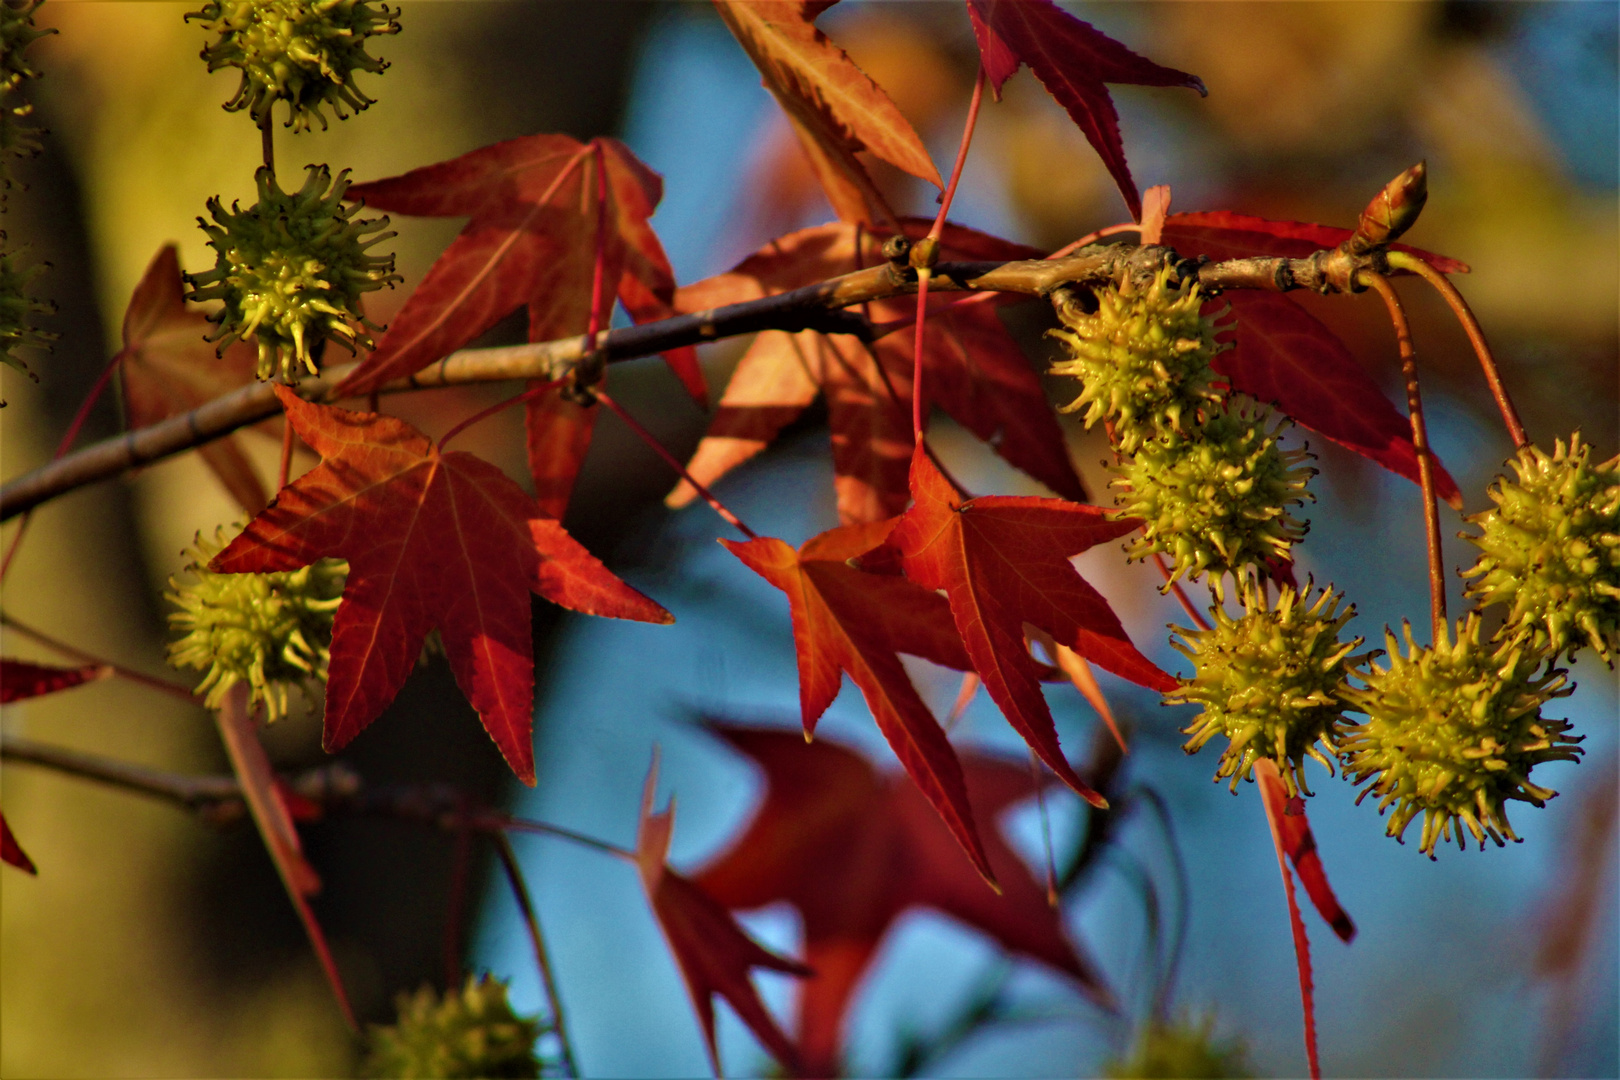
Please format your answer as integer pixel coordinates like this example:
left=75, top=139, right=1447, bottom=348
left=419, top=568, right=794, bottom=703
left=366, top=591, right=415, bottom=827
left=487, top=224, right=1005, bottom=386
left=0, top=658, right=108, bottom=701
left=524, top=385, right=597, bottom=521
left=213, top=387, right=671, bottom=783
left=672, top=220, right=1082, bottom=523
left=1257, top=761, right=1356, bottom=943
left=117, top=244, right=267, bottom=513
left=695, top=722, right=1113, bottom=1077
left=634, top=756, right=810, bottom=1075
left=882, top=445, right=1175, bottom=803
left=722, top=520, right=995, bottom=883
left=966, top=0, right=1205, bottom=220
left=713, top=0, right=940, bottom=226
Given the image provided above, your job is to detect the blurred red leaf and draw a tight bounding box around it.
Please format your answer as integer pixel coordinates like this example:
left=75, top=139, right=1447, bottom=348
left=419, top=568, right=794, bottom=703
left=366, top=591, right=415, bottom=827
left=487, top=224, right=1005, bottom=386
left=212, top=387, right=671, bottom=784
left=713, top=0, right=940, bottom=226
left=966, top=0, right=1205, bottom=220
left=1162, top=210, right=1470, bottom=274
left=634, top=754, right=811, bottom=1075
left=673, top=220, right=1082, bottom=523
left=1256, top=759, right=1327, bottom=1078
left=696, top=722, right=1112, bottom=1077
left=880, top=445, right=1175, bottom=804
left=1, top=812, right=34, bottom=875
left=116, top=244, right=267, bottom=514
left=722, top=520, right=995, bottom=882
left=0, top=658, right=109, bottom=702
left=1217, top=292, right=1463, bottom=508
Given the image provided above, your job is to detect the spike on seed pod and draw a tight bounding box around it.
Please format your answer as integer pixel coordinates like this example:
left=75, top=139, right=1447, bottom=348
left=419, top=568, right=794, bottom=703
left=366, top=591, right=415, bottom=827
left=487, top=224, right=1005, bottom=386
left=0, top=242, right=56, bottom=387
left=166, top=525, right=347, bottom=721
left=186, top=164, right=398, bottom=383
left=186, top=0, right=400, bottom=133
left=0, top=0, right=53, bottom=186
left=1461, top=433, right=1620, bottom=665
left=363, top=973, right=545, bottom=1080
left=1048, top=264, right=1225, bottom=453
left=1169, top=579, right=1371, bottom=797
left=1112, top=402, right=1316, bottom=599
left=1340, top=615, right=1582, bottom=858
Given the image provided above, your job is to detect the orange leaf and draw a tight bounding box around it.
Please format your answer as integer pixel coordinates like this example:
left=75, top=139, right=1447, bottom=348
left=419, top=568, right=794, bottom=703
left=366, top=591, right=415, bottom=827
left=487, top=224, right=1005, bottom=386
left=116, top=245, right=267, bottom=513
left=881, top=445, right=1175, bottom=804
left=213, top=387, right=671, bottom=784
left=634, top=754, right=811, bottom=1076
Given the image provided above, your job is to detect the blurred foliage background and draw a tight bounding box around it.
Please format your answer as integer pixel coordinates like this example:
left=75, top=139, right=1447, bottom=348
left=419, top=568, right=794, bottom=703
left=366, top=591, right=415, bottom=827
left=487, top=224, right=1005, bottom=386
left=1, top=2, right=1614, bottom=1077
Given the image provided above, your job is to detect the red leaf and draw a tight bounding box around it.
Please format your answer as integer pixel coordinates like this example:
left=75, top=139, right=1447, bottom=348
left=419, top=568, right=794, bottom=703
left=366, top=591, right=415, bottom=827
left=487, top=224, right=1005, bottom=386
left=1218, top=292, right=1462, bottom=508
left=116, top=244, right=268, bottom=513
left=335, top=136, right=704, bottom=467
left=883, top=445, right=1175, bottom=804
left=525, top=385, right=598, bottom=520
left=1256, top=759, right=1324, bottom=1079
left=0, top=658, right=109, bottom=702
left=713, top=1, right=940, bottom=226
left=695, top=722, right=1112, bottom=1077
left=1162, top=210, right=1469, bottom=274
left=634, top=754, right=811, bottom=1075
left=1257, top=763, right=1355, bottom=943
left=722, top=521, right=995, bottom=882
left=213, top=387, right=671, bottom=784
left=1, top=812, right=36, bottom=875
left=672, top=221, right=1081, bottom=523
left=966, top=0, right=1205, bottom=220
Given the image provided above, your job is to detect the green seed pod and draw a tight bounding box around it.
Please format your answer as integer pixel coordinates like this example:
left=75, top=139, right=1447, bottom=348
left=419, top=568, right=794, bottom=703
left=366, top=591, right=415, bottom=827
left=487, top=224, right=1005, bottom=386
left=1113, top=403, right=1316, bottom=599
left=1340, top=616, right=1582, bottom=858
left=187, top=164, right=398, bottom=382
left=1170, top=580, right=1371, bottom=797
left=1049, top=265, right=1225, bottom=452
left=364, top=974, right=544, bottom=1080
left=186, top=0, right=400, bottom=133
left=0, top=243, right=55, bottom=386
left=1102, top=1014, right=1253, bottom=1080
left=0, top=0, right=53, bottom=182
left=166, top=525, right=347, bottom=721
left=1461, top=434, right=1620, bottom=665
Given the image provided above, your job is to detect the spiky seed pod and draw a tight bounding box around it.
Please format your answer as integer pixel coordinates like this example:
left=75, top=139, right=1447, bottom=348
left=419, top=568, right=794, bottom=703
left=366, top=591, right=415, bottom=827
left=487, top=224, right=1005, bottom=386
left=1049, top=265, right=1225, bottom=453
left=1102, top=1015, right=1253, bottom=1080
left=0, top=243, right=55, bottom=386
left=186, top=0, right=400, bottom=133
left=166, top=526, right=347, bottom=721
left=1340, top=616, right=1583, bottom=858
left=363, top=974, right=545, bottom=1080
left=1113, top=403, right=1316, bottom=599
left=0, top=0, right=53, bottom=181
left=187, top=164, right=397, bottom=382
left=1169, top=580, right=1371, bottom=797
left=1461, top=434, right=1620, bottom=665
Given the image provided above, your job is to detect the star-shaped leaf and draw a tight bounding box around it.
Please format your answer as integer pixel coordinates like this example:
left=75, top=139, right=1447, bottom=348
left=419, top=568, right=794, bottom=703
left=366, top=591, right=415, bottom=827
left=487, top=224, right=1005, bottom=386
left=213, top=386, right=672, bottom=783
left=966, top=0, right=1206, bottom=220
left=695, top=722, right=1112, bottom=1077
left=881, top=445, right=1176, bottom=804
left=634, top=754, right=811, bottom=1076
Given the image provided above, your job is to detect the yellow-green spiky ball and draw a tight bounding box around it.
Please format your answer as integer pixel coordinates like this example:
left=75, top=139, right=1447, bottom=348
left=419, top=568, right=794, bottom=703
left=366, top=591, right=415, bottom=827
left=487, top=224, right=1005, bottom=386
left=1170, top=581, right=1370, bottom=797
left=1340, top=616, right=1582, bottom=858
left=1049, top=265, right=1224, bottom=453
left=364, top=975, right=544, bottom=1080
left=187, top=0, right=399, bottom=133
left=1, top=0, right=53, bottom=186
left=0, top=243, right=54, bottom=388
left=1113, top=403, right=1315, bottom=598
left=166, top=525, right=347, bottom=721
left=187, top=165, right=397, bottom=382
left=1103, top=1015, right=1253, bottom=1080
left=1462, top=434, right=1620, bottom=664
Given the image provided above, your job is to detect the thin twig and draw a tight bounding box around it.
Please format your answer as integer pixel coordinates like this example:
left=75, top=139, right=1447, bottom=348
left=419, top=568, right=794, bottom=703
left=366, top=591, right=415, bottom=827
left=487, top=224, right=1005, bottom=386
left=1360, top=271, right=1447, bottom=639
left=437, top=380, right=562, bottom=451
left=1387, top=251, right=1528, bottom=448
left=595, top=390, right=758, bottom=539
left=277, top=418, right=294, bottom=490
left=492, top=832, right=579, bottom=1079
left=0, top=610, right=198, bottom=703
left=259, top=113, right=275, bottom=175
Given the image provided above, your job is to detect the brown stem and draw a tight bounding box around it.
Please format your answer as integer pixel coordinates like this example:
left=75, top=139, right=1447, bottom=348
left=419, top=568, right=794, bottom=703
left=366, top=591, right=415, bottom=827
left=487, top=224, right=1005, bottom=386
left=0, top=610, right=198, bottom=702
left=1360, top=272, right=1447, bottom=639
left=491, top=833, right=579, bottom=1079
left=259, top=113, right=274, bottom=175
left=0, top=243, right=1405, bottom=523
left=1386, top=251, right=1529, bottom=448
